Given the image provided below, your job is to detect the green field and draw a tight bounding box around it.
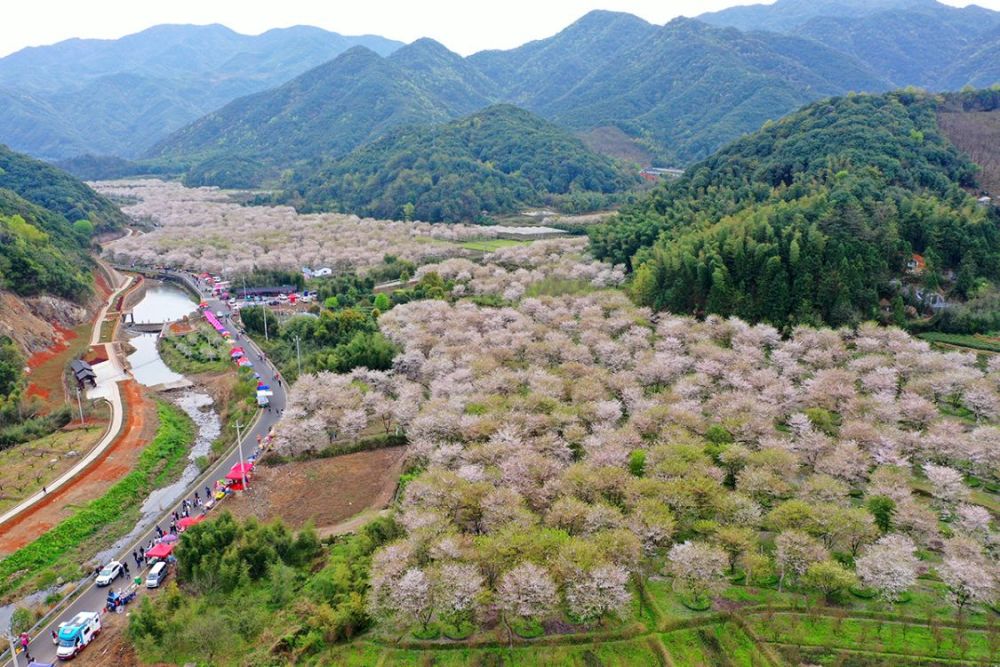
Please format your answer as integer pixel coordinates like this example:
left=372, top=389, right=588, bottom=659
left=918, top=332, right=1000, bottom=353
left=459, top=238, right=531, bottom=252
left=329, top=638, right=664, bottom=666
left=750, top=613, right=998, bottom=664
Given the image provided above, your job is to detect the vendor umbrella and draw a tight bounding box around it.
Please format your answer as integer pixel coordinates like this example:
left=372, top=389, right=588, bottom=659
left=158, top=533, right=179, bottom=543
left=227, top=462, right=254, bottom=480
left=177, top=515, right=205, bottom=530
left=146, top=542, right=174, bottom=559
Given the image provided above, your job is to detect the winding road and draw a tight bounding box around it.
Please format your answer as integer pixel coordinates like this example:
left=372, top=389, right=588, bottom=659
left=0, top=261, right=131, bottom=529
left=4, top=273, right=287, bottom=666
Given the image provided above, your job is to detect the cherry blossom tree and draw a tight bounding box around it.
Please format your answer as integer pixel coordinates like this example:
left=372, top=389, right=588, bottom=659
left=855, top=534, right=920, bottom=603
left=667, top=541, right=727, bottom=606
left=436, top=563, right=483, bottom=627
left=775, top=531, right=827, bottom=591
left=939, top=551, right=997, bottom=613
left=564, top=564, right=631, bottom=622
left=496, top=562, right=558, bottom=625
left=923, top=463, right=969, bottom=515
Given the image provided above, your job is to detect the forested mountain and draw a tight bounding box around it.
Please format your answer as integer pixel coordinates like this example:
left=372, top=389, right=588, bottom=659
left=795, top=6, right=1000, bottom=89
left=283, top=105, right=639, bottom=221
left=516, top=17, right=891, bottom=165
left=0, top=145, right=126, bottom=232
left=150, top=11, right=893, bottom=188
left=0, top=24, right=403, bottom=159
left=15, top=2, right=1000, bottom=194
left=150, top=41, right=495, bottom=187
left=0, top=145, right=124, bottom=300
left=590, top=90, right=1000, bottom=329
left=701, top=0, right=1000, bottom=91
left=699, top=0, right=937, bottom=32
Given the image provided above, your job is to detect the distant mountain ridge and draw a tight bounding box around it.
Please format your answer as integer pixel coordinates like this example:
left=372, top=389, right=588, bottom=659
left=0, top=24, right=403, bottom=160
left=7, top=0, right=1000, bottom=194
left=147, top=10, right=897, bottom=185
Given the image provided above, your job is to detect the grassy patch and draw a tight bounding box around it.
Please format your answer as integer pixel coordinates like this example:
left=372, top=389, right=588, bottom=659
left=0, top=401, right=194, bottom=600
left=661, top=623, right=768, bottom=667
left=158, top=324, right=233, bottom=375
left=459, top=238, right=531, bottom=252
left=918, top=332, right=1000, bottom=353
left=750, top=613, right=998, bottom=663
left=525, top=277, right=597, bottom=297
left=380, top=638, right=663, bottom=666
left=0, top=420, right=107, bottom=513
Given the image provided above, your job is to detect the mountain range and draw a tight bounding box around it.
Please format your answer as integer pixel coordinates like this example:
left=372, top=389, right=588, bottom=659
left=4, top=0, right=1000, bottom=198
left=0, top=24, right=402, bottom=160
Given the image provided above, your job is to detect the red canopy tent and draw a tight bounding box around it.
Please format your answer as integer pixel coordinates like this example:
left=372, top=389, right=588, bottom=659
left=226, top=462, right=253, bottom=490
left=177, top=515, right=205, bottom=531
left=146, top=542, right=174, bottom=560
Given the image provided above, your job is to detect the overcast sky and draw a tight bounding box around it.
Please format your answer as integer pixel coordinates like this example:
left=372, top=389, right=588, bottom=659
left=1, top=0, right=998, bottom=58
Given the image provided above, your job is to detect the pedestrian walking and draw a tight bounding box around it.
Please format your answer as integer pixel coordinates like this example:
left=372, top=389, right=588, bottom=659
left=183, top=508, right=189, bottom=518
left=139, top=546, right=144, bottom=558
left=194, top=490, right=200, bottom=501
left=42, top=486, right=47, bottom=494
left=123, top=561, right=130, bottom=576
left=205, top=485, right=211, bottom=498
left=133, top=549, right=138, bottom=562
left=156, top=525, right=163, bottom=538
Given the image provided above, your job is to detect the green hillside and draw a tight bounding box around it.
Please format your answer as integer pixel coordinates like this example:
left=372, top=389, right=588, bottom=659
left=0, top=144, right=126, bottom=232
left=149, top=41, right=494, bottom=187
left=0, top=145, right=125, bottom=300
left=284, top=105, right=640, bottom=221
left=591, top=90, right=1000, bottom=328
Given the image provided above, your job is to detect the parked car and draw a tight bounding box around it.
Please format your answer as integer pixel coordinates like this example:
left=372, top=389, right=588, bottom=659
left=146, top=561, right=169, bottom=588
left=95, top=560, right=123, bottom=587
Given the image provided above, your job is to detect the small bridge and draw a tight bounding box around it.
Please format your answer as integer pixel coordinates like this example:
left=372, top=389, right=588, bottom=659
left=125, top=320, right=167, bottom=334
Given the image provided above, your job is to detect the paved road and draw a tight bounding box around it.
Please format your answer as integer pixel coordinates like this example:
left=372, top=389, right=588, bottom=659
left=7, top=277, right=287, bottom=666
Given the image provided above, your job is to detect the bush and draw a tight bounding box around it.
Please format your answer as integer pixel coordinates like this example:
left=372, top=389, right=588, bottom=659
left=511, top=617, right=545, bottom=638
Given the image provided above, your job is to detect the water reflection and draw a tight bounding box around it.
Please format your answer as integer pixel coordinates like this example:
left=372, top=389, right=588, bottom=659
left=131, top=281, right=196, bottom=324
left=127, top=334, right=184, bottom=387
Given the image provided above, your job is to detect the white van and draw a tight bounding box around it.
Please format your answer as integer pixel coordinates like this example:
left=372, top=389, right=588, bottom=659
left=146, top=561, right=168, bottom=588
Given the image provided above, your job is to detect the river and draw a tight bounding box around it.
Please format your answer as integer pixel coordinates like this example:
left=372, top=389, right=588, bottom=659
left=126, top=281, right=196, bottom=387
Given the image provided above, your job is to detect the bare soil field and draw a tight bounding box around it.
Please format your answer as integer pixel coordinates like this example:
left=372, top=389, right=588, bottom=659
left=226, top=446, right=407, bottom=532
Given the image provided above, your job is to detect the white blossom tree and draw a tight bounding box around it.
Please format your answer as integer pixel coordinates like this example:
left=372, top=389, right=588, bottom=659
left=564, top=564, right=631, bottom=622
left=496, top=563, right=558, bottom=625
left=855, top=534, right=920, bottom=603
left=667, top=541, right=727, bottom=607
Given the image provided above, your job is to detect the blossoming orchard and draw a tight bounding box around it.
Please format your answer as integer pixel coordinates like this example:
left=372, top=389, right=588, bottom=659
left=277, top=286, right=1000, bottom=632
left=101, top=178, right=1000, bottom=651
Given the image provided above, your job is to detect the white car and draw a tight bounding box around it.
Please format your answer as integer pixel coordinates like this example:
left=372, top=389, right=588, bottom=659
left=95, top=560, right=123, bottom=587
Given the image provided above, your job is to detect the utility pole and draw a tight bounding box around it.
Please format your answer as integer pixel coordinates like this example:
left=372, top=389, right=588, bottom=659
left=294, top=335, right=302, bottom=377
left=75, top=385, right=85, bottom=424
left=262, top=305, right=269, bottom=342
left=234, top=421, right=249, bottom=491
left=4, top=620, right=19, bottom=667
